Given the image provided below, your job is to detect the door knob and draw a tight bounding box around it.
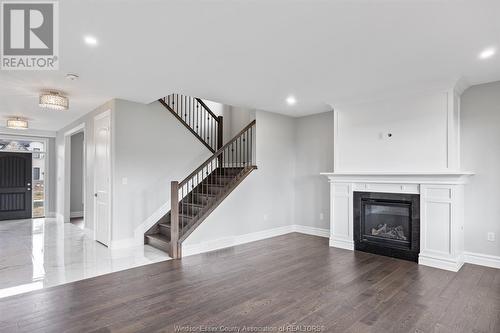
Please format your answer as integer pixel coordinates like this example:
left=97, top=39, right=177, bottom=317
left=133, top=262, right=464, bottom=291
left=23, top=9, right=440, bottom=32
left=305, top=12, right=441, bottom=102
left=94, top=193, right=98, bottom=197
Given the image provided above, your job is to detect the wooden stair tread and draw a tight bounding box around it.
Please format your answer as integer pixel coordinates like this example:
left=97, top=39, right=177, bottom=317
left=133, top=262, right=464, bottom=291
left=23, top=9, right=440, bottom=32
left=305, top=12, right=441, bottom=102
left=145, top=233, right=169, bottom=243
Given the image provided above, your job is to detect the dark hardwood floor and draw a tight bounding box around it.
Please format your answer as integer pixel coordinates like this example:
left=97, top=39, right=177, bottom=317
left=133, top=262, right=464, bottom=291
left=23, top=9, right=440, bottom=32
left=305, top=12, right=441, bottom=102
left=0, top=233, right=499, bottom=333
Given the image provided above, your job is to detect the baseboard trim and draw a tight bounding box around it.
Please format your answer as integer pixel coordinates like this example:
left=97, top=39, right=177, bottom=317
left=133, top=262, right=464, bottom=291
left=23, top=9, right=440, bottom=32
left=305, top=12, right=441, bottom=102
left=70, top=211, right=84, bottom=218
left=182, top=225, right=294, bottom=257
left=292, top=225, right=329, bottom=238
left=464, top=251, right=500, bottom=269
left=419, top=253, right=464, bottom=272
left=329, top=237, right=354, bottom=250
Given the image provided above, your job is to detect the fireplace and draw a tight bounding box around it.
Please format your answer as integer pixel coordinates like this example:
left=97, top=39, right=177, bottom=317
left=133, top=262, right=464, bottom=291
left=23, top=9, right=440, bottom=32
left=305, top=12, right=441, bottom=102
left=353, top=192, right=420, bottom=262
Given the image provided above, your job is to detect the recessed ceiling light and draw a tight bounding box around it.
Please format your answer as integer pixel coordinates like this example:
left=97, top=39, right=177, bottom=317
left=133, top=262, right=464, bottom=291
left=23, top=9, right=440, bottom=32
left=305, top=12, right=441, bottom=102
left=65, top=73, right=79, bottom=80
left=84, top=35, right=98, bottom=46
left=286, top=95, right=297, bottom=105
left=479, top=47, right=496, bottom=60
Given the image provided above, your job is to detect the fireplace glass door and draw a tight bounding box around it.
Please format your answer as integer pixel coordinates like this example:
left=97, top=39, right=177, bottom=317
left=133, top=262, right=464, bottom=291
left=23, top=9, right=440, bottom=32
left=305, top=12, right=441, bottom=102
left=361, top=199, right=411, bottom=247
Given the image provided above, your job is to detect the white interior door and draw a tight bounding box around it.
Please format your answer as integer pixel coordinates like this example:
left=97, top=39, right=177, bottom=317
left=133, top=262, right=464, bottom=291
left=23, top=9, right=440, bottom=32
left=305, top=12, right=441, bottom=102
left=94, top=111, right=111, bottom=246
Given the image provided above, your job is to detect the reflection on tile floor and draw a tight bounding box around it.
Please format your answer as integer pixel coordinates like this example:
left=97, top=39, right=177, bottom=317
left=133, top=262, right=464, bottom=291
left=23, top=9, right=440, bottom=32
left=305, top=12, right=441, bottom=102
left=0, top=218, right=170, bottom=299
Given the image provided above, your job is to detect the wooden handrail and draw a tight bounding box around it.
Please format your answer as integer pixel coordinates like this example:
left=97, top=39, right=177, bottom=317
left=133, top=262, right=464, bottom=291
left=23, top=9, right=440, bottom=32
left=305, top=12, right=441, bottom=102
left=195, top=98, right=219, bottom=122
left=179, top=119, right=256, bottom=187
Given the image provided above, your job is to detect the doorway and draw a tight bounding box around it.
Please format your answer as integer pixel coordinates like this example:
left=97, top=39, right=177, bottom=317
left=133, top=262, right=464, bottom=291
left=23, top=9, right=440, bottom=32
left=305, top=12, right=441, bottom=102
left=0, top=152, right=32, bottom=220
left=0, top=136, right=49, bottom=220
left=69, top=131, right=85, bottom=229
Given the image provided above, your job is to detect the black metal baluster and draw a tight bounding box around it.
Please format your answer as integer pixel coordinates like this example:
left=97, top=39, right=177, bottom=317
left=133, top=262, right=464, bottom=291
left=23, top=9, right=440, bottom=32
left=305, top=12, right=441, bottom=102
left=195, top=101, right=199, bottom=136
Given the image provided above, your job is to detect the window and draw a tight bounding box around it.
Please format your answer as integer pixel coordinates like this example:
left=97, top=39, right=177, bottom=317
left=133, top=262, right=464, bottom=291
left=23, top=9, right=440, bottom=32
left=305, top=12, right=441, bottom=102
left=33, top=168, right=41, bottom=181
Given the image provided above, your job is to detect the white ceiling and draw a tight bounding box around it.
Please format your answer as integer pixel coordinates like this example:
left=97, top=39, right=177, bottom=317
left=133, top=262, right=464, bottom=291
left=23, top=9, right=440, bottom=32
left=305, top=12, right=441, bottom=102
left=1, top=0, right=500, bottom=131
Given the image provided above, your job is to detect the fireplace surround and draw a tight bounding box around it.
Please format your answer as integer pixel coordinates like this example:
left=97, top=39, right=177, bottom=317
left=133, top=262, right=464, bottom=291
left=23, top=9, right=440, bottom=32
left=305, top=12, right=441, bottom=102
left=353, top=191, right=420, bottom=262
left=322, top=171, right=474, bottom=272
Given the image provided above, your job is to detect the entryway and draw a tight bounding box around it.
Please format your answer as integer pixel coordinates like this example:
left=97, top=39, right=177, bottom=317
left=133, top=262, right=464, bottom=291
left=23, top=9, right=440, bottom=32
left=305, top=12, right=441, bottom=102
left=0, top=136, right=49, bottom=220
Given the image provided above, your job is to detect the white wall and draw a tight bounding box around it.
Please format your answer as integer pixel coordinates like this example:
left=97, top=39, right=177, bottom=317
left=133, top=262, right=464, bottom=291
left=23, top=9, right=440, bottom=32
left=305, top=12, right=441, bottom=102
left=335, top=91, right=457, bottom=172
left=461, top=81, right=500, bottom=258
left=184, top=110, right=296, bottom=246
left=70, top=131, right=84, bottom=215
left=294, top=111, right=334, bottom=230
left=112, top=99, right=211, bottom=242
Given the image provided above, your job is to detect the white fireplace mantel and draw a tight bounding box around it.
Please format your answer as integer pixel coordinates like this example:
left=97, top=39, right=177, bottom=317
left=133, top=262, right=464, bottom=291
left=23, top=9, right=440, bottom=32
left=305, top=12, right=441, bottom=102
left=322, top=171, right=474, bottom=272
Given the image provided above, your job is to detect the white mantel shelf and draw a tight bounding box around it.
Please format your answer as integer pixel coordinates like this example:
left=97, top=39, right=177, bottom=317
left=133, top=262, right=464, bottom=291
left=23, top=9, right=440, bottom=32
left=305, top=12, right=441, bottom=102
left=322, top=171, right=474, bottom=272
left=321, top=171, right=474, bottom=185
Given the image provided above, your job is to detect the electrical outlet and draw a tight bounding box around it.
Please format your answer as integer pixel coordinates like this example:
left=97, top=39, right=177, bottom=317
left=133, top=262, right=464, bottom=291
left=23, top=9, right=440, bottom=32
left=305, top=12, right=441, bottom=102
left=487, top=232, right=495, bottom=242
left=319, top=213, right=324, bottom=220
left=263, top=214, right=269, bottom=221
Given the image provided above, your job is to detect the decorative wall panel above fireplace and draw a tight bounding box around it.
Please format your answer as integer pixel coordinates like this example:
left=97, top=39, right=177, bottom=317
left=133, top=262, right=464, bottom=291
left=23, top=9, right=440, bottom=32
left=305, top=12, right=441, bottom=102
left=322, top=172, right=474, bottom=272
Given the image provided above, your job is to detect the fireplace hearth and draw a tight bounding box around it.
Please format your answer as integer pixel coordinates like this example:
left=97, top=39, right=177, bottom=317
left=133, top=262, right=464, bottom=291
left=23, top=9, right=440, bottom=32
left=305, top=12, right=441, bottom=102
left=353, top=191, right=420, bottom=262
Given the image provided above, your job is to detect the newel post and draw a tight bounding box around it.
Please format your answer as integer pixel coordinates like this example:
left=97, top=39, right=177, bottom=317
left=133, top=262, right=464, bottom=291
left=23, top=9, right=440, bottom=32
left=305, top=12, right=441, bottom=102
left=217, top=116, right=223, bottom=150
left=171, top=181, right=180, bottom=259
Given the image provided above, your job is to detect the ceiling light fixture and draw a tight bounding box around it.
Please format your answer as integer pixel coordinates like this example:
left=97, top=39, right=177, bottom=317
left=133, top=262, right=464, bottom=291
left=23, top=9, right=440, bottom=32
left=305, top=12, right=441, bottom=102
left=39, top=91, right=69, bottom=111
left=84, top=35, right=98, bottom=46
left=6, top=117, right=28, bottom=130
left=286, top=95, right=297, bottom=105
left=479, top=47, right=496, bottom=60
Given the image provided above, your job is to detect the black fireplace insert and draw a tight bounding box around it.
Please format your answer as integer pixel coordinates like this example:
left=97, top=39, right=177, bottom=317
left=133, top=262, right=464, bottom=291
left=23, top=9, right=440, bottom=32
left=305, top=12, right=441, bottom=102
left=353, top=191, right=420, bottom=262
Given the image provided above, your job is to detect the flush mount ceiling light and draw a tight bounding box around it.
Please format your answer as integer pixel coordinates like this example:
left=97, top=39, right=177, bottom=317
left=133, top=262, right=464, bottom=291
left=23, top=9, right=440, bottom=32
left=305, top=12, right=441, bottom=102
left=6, top=117, right=28, bottom=130
left=39, top=91, right=69, bottom=111
left=84, top=35, right=98, bottom=46
left=479, top=47, right=496, bottom=60
left=286, top=95, right=297, bottom=105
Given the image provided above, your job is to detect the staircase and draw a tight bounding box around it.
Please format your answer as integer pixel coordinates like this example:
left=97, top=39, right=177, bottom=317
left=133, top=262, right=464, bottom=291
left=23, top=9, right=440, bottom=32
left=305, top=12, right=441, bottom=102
left=145, top=94, right=257, bottom=258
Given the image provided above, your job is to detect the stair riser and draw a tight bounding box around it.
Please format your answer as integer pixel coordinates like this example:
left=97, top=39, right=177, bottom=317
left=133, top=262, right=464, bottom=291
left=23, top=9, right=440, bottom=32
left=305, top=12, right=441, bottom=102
left=146, top=236, right=170, bottom=253
left=159, top=224, right=171, bottom=237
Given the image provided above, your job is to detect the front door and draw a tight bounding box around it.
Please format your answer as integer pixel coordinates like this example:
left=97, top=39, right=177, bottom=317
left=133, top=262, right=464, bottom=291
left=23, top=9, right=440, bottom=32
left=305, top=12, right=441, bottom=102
left=0, top=153, right=32, bottom=220
left=94, top=112, right=111, bottom=246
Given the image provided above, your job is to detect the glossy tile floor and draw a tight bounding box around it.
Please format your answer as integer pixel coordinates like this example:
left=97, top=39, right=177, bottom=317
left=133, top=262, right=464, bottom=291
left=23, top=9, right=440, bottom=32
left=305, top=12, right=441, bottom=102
left=0, top=218, right=170, bottom=299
